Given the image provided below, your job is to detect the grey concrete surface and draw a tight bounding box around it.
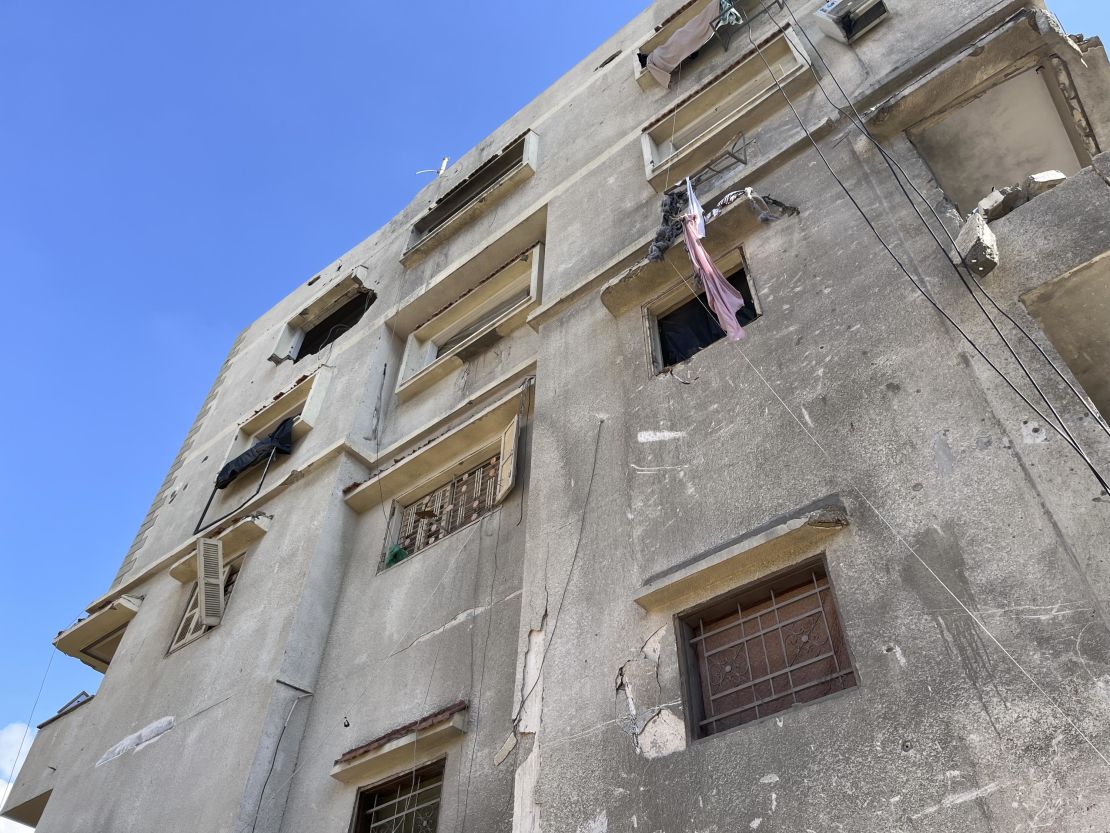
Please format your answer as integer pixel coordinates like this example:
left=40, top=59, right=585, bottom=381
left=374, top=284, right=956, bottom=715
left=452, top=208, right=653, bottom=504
left=7, top=1, right=1110, bottom=831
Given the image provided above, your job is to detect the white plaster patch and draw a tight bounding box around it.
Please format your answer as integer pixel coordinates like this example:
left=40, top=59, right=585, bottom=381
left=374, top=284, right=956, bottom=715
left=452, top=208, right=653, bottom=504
left=96, top=716, right=174, bottom=767
left=893, top=646, right=907, bottom=667
left=771, top=793, right=777, bottom=812
left=636, top=709, right=686, bottom=760
left=641, top=625, right=667, bottom=664
left=518, top=628, right=545, bottom=734
left=1022, top=422, right=1048, bottom=444
left=760, top=774, right=780, bottom=784
left=750, top=818, right=763, bottom=829
left=578, top=810, right=608, bottom=833
left=512, top=746, right=541, bottom=833
left=912, top=783, right=1001, bottom=820
left=637, top=430, right=686, bottom=443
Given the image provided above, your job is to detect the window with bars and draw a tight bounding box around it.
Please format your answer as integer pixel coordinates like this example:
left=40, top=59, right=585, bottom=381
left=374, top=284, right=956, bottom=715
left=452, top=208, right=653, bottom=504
left=168, top=563, right=240, bottom=653
left=389, top=455, right=501, bottom=567
left=679, top=558, right=856, bottom=738
left=352, top=761, right=444, bottom=833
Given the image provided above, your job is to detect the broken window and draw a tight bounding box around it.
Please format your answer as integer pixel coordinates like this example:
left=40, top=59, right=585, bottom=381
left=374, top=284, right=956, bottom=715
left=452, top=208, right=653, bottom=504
left=389, top=454, right=502, bottom=568
left=295, top=292, right=372, bottom=362
left=168, top=562, right=241, bottom=653
left=678, top=558, right=856, bottom=738
left=910, top=70, right=1084, bottom=214
left=654, top=263, right=758, bottom=369
left=407, top=133, right=538, bottom=257
left=351, top=761, right=445, bottom=833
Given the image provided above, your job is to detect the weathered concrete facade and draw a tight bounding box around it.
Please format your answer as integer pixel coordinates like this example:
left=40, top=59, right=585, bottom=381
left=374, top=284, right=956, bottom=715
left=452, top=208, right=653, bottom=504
left=8, top=1, right=1110, bottom=831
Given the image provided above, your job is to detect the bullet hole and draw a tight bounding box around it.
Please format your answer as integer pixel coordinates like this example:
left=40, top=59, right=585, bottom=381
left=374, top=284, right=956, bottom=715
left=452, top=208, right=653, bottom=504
left=343, top=717, right=350, bottom=728
left=902, top=741, right=914, bottom=752
left=884, top=646, right=895, bottom=653
left=1032, top=427, right=1041, bottom=434
left=1022, top=419, right=1029, bottom=425
left=912, top=483, right=923, bottom=492
left=202, top=456, right=209, bottom=463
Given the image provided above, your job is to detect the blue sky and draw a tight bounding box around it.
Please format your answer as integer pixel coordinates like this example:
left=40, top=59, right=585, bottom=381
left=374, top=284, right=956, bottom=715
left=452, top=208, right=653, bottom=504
left=0, top=0, right=1106, bottom=826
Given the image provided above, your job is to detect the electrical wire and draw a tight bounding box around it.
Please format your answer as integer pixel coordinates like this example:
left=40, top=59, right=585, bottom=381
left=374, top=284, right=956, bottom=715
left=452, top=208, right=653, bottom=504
left=740, top=17, right=1110, bottom=493
left=1, top=648, right=55, bottom=809
left=662, top=249, right=1110, bottom=768
left=767, top=0, right=1110, bottom=449
left=511, top=417, right=604, bottom=732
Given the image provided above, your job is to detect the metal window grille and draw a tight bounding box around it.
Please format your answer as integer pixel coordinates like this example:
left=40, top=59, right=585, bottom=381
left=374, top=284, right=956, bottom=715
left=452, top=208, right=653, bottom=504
left=168, top=564, right=240, bottom=653
left=394, top=455, right=500, bottom=561
left=683, top=560, right=855, bottom=737
left=353, top=762, right=444, bottom=833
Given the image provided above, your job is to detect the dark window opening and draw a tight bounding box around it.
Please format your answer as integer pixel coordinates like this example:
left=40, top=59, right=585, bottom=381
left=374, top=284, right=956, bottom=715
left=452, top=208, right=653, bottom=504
left=412, top=135, right=528, bottom=243
left=658, top=269, right=757, bottom=368
left=352, top=761, right=444, bottom=833
left=680, top=558, right=856, bottom=739
left=295, top=292, right=373, bottom=362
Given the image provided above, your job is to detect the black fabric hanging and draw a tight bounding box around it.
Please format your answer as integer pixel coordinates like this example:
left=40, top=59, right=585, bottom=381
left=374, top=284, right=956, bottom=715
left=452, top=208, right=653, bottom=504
left=215, top=417, right=296, bottom=490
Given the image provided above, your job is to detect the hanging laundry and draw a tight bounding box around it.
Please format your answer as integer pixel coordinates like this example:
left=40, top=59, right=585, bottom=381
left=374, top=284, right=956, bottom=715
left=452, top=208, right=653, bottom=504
left=686, top=176, right=707, bottom=239
left=705, top=188, right=801, bottom=224
left=215, top=416, right=296, bottom=489
left=647, top=190, right=690, bottom=262
left=680, top=213, right=747, bottom=341
left=642, top=0, right=721, bottom=88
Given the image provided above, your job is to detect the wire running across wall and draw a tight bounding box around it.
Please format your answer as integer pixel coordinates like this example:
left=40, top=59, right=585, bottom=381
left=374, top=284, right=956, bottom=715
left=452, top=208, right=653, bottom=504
left=648, top=4, right=1110, bottom=771
left=737, top=7, right=1109, bottom=493
left=766, top=0, right=1110, bottom=453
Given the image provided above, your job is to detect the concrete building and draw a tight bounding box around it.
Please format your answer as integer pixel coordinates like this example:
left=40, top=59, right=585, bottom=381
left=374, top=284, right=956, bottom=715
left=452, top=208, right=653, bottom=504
left=7, top=0, right=1110, bottom=830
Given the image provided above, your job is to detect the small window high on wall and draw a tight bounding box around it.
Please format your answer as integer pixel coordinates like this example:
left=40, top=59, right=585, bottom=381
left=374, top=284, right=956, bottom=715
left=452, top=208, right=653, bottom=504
left=295, top=293, right=372, bottom=361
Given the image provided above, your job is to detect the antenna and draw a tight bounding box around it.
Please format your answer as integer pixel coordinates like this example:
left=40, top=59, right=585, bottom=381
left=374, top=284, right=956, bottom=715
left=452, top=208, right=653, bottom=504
left=416, top=156, right=450, bottom=176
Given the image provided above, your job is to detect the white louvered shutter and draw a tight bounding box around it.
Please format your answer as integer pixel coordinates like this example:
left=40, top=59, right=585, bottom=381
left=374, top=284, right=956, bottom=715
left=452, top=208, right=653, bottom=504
left=495, top=416, right=520, bottom=505
left=196, top=538, right=225, bottom=627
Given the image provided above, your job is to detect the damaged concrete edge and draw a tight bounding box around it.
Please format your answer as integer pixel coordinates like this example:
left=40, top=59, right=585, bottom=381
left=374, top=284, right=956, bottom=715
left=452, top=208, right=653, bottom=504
left=635, top=495, right=849, bottom=611
left=85, top=440, right=357, bottom=614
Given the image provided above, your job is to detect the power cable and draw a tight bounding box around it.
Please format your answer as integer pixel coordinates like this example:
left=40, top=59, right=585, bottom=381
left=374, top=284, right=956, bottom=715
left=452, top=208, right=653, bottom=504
left=511, top=417, right=604, bottom=732
left=766, top=0, right=1110, bottom=453
left=740, top=17, right=1110, bottom=492
left=663, top=252, right=1110, bottom=768
left=1, top=648, right=55, bottom=809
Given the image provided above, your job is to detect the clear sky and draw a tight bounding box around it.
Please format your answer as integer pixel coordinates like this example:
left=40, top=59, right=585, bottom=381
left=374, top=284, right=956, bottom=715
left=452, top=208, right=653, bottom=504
left=0, top=0, right=1106, bottom=827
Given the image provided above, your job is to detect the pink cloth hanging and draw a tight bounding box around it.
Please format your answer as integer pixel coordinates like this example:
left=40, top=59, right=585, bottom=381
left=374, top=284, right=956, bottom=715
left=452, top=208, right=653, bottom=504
left=681, top=213, right=747, bottom=341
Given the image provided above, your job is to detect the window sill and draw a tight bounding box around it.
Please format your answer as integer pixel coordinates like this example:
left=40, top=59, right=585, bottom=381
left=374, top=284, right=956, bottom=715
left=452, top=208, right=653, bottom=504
left=331, top=703, right=468, bottom=785
left=401, top=132, right=539, bottom=266
left=345, top=390, right=524, bottom=513
left=641, top=27, right=811, bottom=192
left=54, top=595, right=142, bottom=673
left=169, top=513, right=270, bottom=584
left=635, top=496, right=848, bottom=611
left=395, top=295, right=537, bottom=402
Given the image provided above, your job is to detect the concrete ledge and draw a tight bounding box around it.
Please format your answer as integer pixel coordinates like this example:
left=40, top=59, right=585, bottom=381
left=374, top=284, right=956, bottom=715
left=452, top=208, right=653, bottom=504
left=168, top=513, right=271, bottom=584
left=1, top=788, right=51, bottom=828
left=331, top=703, right=468, bottom=785
left=55, top=595, right=142, bottom=673
left=635, top=496, right=848, bottom=611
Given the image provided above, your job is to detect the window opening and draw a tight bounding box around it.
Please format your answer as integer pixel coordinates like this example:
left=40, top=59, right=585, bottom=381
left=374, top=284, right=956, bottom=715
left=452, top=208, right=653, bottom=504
left=388, top=455, right=501, bottom=568
left=680, top=558, right=856, bottom=738
left=413, top=136, right=529, bottom=244
left=435, top=288, right=532, bottom=357
left=296, top=292, right=372, bottom=362
left=658, top=267, right=757, bottom=367
left=168, top=562, right=241, bottom=653
left=352, top=761, right=445, bottom=833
